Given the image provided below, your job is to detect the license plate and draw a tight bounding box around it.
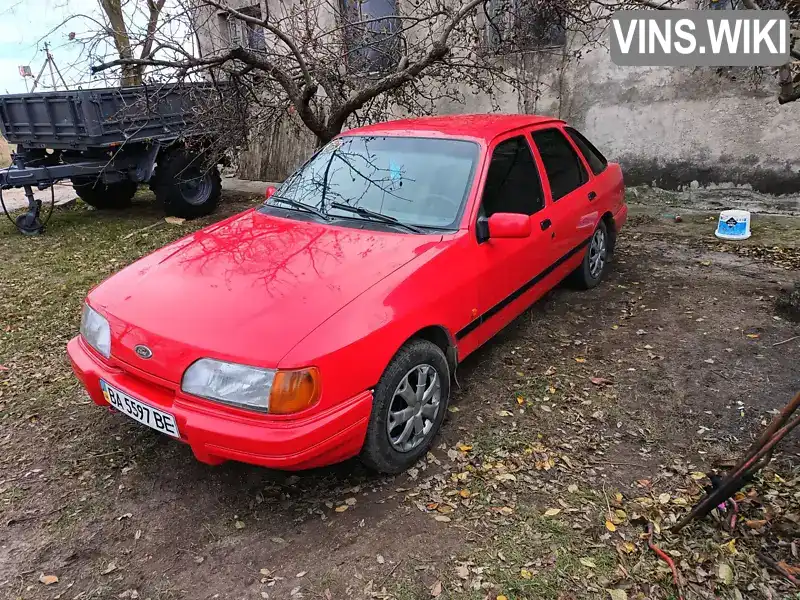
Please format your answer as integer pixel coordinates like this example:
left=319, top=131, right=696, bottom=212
left=100, top=380, right=180, bottom=438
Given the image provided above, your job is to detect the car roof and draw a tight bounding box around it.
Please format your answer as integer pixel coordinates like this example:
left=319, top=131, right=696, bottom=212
left=341, top=114, right=564, bottom=143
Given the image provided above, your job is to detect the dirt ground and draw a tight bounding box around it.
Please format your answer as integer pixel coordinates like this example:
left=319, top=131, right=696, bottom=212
left=0, top=191, right=798, bottom=600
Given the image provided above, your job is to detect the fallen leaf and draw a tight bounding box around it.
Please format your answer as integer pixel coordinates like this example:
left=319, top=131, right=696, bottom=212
left=434, top=515, right=451, bottom=522
left=605, top=520, right=617, bottom=532
left=430, top=580, right=442, bottom=597
left=437, top=504, right=453, bottom=514
left=234, top=520, right=246, bottom=529
left=498, top=596, right=508, bottom=600
left=102, top=562, right=118, bottom=575
left=377, top=554, right=385, bottom=564
left=447, top=406, right=459, bottom=413
left=459, top=489, right=471, bottom=498
left=721, top=539, right=737, bottom=555
left=270, top=537, right=285, bottom=544
left=658, top=493, right=670, bottom=504
left=568, top=484, right=579, bottom=493
left=690, top=472, right=706, bottom=480
left=260, top=568, right=271, bottom=576
left=580, top=557, right=597, bottom=569
left=621, top=542, right=636, bottom=554
left=516, top=396, right=525, bottom=405
left=520, top=568, right=533, bottom=579
left=544, top=508, right=561, bottom=516
left=746, top=333, right=760, bottom=339
left=590, top=377, right=613, bottom=386
left=498, top=507, right=514, bottom=516
left=39, top=574, right=59, bottom=585
left=718, top=563, right=734, bottom=585
left=704, top=358, right=715, bottom=364
left=457, top=444, right=472, bottom=452
left=575, top=357, right=586, bottom=363
left=495, top=474, right=517, bottom=482
left=335, top=505, right=348, bottom=513
left=614, top=492, right=624, bottom=503
left=296, top=571, right=307, bottom=578
left=345, top=497, right=357, bottom=506
left=164, top=216, right=186, bottom=225
left=745, top=519, right=767, bottom=529
left=456, top=565, right=469, bottom=579
left=117, top=512, right=133, bottom=521
left=606, top=590, right=628, bottom=600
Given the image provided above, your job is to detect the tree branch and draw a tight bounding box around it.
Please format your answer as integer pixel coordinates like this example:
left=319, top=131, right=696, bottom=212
left=139, top=0, right=167, bottom=60
left=200, top=0, right=314, bottom=90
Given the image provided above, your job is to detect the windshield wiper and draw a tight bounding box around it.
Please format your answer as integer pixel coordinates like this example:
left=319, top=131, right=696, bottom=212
left=329, top=202, right=423, bottom=233
left=269, top=195, right=329, bottom=221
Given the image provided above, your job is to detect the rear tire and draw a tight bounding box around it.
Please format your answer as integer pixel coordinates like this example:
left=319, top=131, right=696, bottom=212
left=151, top=149, right=221, bottom=219
left=570, top=220, right=610, bottom=290
left=361, top=340, right=450, bottom=474
left=72, top=177, right=137, bottom=209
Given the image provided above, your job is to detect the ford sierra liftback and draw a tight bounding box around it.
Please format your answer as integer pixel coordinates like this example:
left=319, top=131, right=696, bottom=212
left=68, top=115, right=626, bottom=474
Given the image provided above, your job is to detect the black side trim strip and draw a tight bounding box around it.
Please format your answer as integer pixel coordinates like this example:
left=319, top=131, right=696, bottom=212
left=455, top=236, right=591, bottom=340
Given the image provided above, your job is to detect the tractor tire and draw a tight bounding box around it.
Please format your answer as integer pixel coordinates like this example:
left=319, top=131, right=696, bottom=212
left=72, top=177, right=138, bottom=209
left=151, top=149, right=221, bottom=219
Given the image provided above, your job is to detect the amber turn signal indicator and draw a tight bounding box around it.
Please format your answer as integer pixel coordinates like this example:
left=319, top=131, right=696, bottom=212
left=269, top=367, right=321, bottom=414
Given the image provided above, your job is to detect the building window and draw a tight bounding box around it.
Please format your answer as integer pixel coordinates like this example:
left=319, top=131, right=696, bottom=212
left=484, top=0, right=566, bottom=53
left=340, top=0, right=401, bottom=74
left=226, top=5, right=265, bottom=52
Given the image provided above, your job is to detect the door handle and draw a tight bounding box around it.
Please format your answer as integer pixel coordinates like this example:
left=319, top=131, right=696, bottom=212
left=540, top=218, right=552, bottom=231
left=588, top=191, right=597, bottom=201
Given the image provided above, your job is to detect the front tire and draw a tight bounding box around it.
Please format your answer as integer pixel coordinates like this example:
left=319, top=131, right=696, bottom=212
left=151, top=149, right=221, bottom=219
left=361, top=340, right=450, bottom=474
left=72, top=177, right=138, bottom=209
left=571, top=220, right=610, bottom=289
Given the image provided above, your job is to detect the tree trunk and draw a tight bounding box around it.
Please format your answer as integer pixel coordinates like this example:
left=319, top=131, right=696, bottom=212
left=99, top=0, right=142, bottom=86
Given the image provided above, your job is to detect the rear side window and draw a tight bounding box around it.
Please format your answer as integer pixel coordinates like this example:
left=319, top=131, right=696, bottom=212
left=530, top=128, right=588, bottom=201
left=565, top=127, right=608, bottom=175
left=480, top=136, right=545, bottom=217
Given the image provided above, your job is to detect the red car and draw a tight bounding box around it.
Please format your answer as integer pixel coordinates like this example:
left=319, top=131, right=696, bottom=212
left=68, top=115, right=626, bottom=474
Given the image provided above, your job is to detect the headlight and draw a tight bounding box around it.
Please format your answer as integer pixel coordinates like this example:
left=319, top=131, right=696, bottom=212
left=80, top=303, right=111, bottom=358
left=182, top=359, right=321, bottom=414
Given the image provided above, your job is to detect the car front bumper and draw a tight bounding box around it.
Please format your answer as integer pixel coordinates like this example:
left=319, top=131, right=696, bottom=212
left=67, top=336, right=373, bottom=470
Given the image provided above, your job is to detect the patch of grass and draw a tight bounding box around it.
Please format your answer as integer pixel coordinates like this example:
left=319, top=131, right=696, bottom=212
left=0, top=136, right=11, bottom=168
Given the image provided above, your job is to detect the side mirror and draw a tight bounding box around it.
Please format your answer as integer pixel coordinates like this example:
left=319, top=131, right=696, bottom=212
left=265, top=186, right=277, bottom=200
left=485, top=212, right=532, bottom=240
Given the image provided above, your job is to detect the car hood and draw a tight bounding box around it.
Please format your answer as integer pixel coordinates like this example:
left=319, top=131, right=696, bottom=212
left=89, top=209, right=440, bottom=382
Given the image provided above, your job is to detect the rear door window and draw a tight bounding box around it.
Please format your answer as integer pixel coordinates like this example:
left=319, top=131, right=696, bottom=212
left=564, top=127, right=608, bottom=176
left=530, top=128, right=589, bottom=201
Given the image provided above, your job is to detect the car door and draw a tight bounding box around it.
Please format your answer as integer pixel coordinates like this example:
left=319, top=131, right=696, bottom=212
left=529, top=126, right=596, bottom=263
left=563, top=125, right=625, bottom=219
left=456, top=134, right=559, bottom=353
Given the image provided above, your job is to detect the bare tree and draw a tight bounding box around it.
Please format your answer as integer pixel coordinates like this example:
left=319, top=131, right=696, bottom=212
left=81, top=0, right=797, bottom=147
left=97, top=0, right=167, bottom=86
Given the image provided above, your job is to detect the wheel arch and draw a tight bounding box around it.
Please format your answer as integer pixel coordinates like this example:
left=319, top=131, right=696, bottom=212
left=601, top=211, right=617, bottom=253
left=401, top=325, right=458, bottom=376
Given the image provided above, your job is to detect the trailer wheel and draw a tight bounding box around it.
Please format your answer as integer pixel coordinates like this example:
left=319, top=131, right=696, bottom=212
left=72, top=177, right=138, bottom=209
left=152, top=150, right=221, bottom=219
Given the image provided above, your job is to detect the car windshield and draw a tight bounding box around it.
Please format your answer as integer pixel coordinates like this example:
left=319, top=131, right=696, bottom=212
left=269, top=135, right=479, bottom=229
